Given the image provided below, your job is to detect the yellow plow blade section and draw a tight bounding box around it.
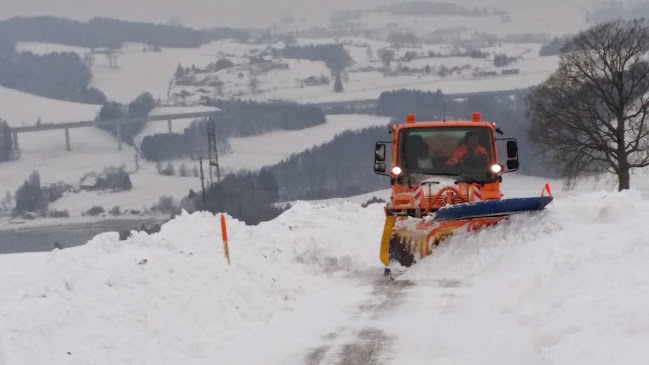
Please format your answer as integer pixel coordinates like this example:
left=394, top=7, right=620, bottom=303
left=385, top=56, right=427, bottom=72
left=380, top=215, right=396, bottom=266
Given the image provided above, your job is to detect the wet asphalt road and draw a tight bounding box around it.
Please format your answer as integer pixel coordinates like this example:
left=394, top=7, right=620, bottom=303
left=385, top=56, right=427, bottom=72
left=0, top=218, right=165, bottom=254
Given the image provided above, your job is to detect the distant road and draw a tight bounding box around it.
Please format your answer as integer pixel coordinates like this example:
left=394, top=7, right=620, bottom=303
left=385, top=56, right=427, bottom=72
left=0, top=218, right=165, bottom=254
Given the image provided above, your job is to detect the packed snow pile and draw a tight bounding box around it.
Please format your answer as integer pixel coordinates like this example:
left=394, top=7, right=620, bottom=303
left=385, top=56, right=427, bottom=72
left=0, top=201, right=385, bottom=364
left=388, top=188, right=649, bottom=364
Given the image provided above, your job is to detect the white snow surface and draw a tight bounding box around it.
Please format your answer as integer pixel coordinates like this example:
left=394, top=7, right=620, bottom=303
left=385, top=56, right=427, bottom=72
left=0, top=201, right=385, bottom=364
left=3, top=179, right=649, bottom=363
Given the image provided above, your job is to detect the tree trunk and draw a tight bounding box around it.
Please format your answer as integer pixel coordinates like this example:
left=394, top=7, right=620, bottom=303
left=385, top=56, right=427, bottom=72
left=617, top=118, right=630, bottom=191
left=618, top=166, right=631, bottom=191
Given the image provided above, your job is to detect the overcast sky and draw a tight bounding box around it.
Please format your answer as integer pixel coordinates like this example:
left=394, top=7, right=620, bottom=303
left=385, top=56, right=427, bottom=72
left=0, top=0, right=603, bottom=29
left=0, top=0, right=390, bottom=27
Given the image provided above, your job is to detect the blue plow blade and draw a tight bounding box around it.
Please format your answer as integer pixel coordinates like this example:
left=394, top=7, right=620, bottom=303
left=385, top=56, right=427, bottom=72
left=432, top=196, right=554, bottom=222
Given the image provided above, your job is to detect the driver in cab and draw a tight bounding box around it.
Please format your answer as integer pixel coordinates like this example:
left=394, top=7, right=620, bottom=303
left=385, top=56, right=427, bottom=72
left=446, top=132, right=488, bottom=166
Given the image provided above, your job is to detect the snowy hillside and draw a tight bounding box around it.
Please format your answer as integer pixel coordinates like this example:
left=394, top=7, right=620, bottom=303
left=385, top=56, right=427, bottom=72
left=0, top=90, right=388, bottom=218
left=0, top=86, right=100, bottom=125
left=2, top=177, right=649, bottom=364
left=16, top=37, right=559, bottom=106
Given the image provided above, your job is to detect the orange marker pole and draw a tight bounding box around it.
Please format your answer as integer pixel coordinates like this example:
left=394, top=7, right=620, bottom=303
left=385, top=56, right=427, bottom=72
left=220, top=214, right=230, bottom=265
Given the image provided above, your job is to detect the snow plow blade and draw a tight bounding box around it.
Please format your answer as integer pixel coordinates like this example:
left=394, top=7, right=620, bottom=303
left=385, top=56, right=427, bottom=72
left=386, top=197, right=553, bottom=268
left=433, top=196, right=553, bottom=221
left=380, top=215, right=396, bottom=266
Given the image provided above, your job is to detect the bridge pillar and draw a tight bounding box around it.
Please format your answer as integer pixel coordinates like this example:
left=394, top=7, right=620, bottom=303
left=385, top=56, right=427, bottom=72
left=168, top=119, right=172, bottom=133
left=12, top=132, right=18, bottom=150
left=65, top=128, right=71, bottom=151
left=116, top=124, right=122, bottom=151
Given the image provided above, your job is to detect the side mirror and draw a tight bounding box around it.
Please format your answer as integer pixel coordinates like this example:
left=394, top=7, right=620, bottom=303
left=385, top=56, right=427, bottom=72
left=507, top=159, right=519, bottom=170
left=375, top=143, right=386, bottom=162
left=506, top=140, right=518, bottom=159
left=374, top=141, right=392, bottom=176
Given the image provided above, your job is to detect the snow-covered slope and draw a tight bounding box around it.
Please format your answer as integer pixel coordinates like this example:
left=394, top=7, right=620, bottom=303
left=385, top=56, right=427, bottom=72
left=16, top=38, right=559, bottom=106
left=0, top=85, right=100, bottom=125
left=387, top=188, right=649, bottom=364
left=3, top=176, right=649, bottom=364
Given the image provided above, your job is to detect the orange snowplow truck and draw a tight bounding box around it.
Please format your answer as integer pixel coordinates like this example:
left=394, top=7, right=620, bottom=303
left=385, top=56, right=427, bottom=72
left=373, top=112, right=538, bottom=274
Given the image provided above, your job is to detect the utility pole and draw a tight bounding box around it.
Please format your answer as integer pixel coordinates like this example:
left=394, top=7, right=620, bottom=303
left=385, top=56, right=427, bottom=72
left=199, top=156, right=207, bottom=211
left=206, top=116, right=221, bottom=186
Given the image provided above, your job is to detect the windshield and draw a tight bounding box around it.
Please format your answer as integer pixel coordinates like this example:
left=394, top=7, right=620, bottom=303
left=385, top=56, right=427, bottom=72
left=398, top=126, right=496, bottom=183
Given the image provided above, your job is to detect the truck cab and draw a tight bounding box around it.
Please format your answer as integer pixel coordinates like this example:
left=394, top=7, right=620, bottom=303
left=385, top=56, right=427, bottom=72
left=374, top=113, right=520, bottom=215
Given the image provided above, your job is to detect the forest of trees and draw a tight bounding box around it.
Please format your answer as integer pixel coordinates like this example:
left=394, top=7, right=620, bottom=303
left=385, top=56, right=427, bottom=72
left=376, top=89, right=446, bottom=120
left=140, top=121, right=231, bottom=162
left=14, top=170, right=47, bottom=215
left=0, top=51, right=107, bottom=104
left=281, top=44, right=352, bottom=73
left=0, top=16, right=202, bottom=49
left=95, top=92, right=156, bottom=145
left=378, top=1, right=508, bottom=17
left=194, top=168, right=287, bottom=225
left=539, top=35, right=571, bottom=56
left=205, top=99, right=326, bottom=138
left=141, top=134, right=189, bottom=161
left=0, top=121, right=12, bottom=163
left=0, top=16, right=256, bottom=50
left=139, top=99, right=323, bottom=162
left=269, top=127, right=389, bottom=201
left=0, top=34, right=14, bottom=56
left=177, top=127, right=389, bottom=224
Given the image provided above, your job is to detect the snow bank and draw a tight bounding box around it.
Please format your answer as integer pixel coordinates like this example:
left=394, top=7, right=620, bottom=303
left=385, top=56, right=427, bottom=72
left=388, top=188, right=649, bottom=364
left=0, top=201, right=385, bottom=364
left=4, top=187, right=649, bottom=364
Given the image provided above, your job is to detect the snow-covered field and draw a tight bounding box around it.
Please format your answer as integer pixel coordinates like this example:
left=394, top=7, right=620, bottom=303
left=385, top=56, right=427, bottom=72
left=0, top=86, right=100, bottom=126
left=218, top=114, right=390, bottom=172
left=16, top=37, right=559, bottom=106
left=2, top=173, right=649, bottom=364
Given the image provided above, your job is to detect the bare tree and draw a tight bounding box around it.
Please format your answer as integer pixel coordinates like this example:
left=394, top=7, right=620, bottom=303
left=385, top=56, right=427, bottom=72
left=527, top=18, right=649, bottom=191
left=249, top=76, right=260, bottom=94
left=378, top=49, right=396, bottom=67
